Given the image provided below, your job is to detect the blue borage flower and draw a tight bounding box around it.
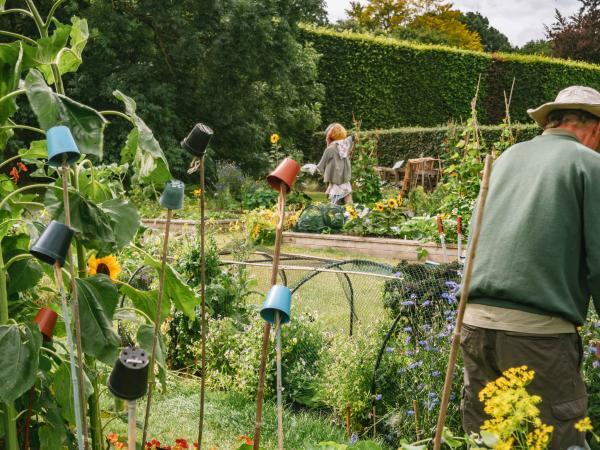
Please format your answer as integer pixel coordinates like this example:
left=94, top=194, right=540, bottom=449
left=445, top=280, right=460, bottom=291
left=386, top=347, right=395, bottom=353
left=422, top=300, right=431, bottom=307
left=408, top=360, right=423, bottom=369
left=401, top=300, right=415, bottom=306
left=403, top=326, right=412, bottom=332
left=375, top=394, right=382, bottom=401
left=594, top=360, right=600, bottom=368
left=432, top=370, right=441, bottom=377
left=407, top=409, right=415, bottom=416
left=351, top=434, right=358, bottom=444
left=394, top=271, right=402, bottom=278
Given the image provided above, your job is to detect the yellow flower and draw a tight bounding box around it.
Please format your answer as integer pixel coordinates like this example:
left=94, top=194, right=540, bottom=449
left=88, top=255, right=121, bottom=281
left=575, top=416, right=593, bottom=432
left=270, top=133, right=280, bottom=144
left=374, top=202, right=385, bottom=212
left=388, top=198, right=398, bottom=209
left=397, top=193, right=403, bottom=203
left=193, top=188, right=202, bottom=198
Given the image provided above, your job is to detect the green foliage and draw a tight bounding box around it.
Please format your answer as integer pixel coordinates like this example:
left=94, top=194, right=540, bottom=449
left=295, top=204, right=346, bottom=234
left=242, top=181, right=279, bottom=211
left=351, top=136, right=382, bottom=204
left=301, top=25, right=600, bottom=128
left=0, top=322, right=41, bottom=402
left=516, top=39, right=553, bottom=56
left=458, top=11, right=512, bottom=52
left=305, top=124, right=539, bottom=168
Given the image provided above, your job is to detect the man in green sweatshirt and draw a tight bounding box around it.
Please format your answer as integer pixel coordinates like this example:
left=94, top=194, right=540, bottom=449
left=461, top=86, right=600, bottom=449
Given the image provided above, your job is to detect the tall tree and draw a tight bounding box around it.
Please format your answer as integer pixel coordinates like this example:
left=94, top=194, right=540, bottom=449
left=517, top=39, right=553, bottom=56
left=346, top=0, right=413, bottom=32
left=547, top=0, right=600, bottom=63
left=459, top=11, right=512, bottom=52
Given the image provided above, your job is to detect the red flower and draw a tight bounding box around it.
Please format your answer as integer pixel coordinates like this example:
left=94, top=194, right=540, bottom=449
left=145, top=439, right=161, bottom=449
left=9, top=166, right=19, bottom=183
left=174, top=438, right=189, bottom=449
left=17, top=162, right=28, bottom=172
left=237, top=436, right=253, bottom=445
left=107, top=432, right=119, bottom=444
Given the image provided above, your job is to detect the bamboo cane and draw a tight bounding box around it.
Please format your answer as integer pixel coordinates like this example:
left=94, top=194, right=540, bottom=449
left=432, top=154, right=493, bottom=450
left=54, top=263, right=85, bottom=450
left=60, top=163, right=90, bottom=450
left=253, top=185, right=288, bottom=450
left=141, top=208, right=173, bottom=445
left=197, top=157, right=208, bottom=449
left=128, top=400, right=137, bottom=450
left=457, top=216, right=463, bottom=262
left=275, top=312, right=284, bottom=450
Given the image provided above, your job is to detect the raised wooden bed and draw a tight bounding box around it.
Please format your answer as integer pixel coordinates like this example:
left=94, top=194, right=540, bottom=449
left=282, top=231, right=459, bottom=263
left=141, top=218, right=238, bottom=233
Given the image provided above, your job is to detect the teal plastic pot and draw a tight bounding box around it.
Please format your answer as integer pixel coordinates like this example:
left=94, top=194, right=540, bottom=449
left=181, top=123, right=213, bottom=157
left=107, top=347, right=149, bottom=400
left=260, top=284, right=292, bottom=325
left=47, top=125, right=80, bottom=167
left=30, top=221, right=75, bottom=267
left=160, top=179, right=185, bottom=210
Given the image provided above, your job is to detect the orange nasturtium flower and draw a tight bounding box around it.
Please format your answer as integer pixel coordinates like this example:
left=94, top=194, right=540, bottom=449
left=88, top=255, right=122, bottom=281
left=9, top=166, right=19, bottom=183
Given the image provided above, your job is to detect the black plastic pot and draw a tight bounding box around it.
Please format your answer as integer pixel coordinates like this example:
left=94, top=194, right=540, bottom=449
left=107, top=347, right=149, bottom=400
left=29, top=221, right=75, bottom=267
left=181, top=123, right=213, bottom=157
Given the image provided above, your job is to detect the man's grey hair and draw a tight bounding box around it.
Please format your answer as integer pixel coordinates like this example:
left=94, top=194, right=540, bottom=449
left=545, top=109, right=600, bottom=129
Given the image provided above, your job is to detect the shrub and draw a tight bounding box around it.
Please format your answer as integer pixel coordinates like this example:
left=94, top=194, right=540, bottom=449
left=300, top=25, right=600, bottom=128
left=303, top=124, right=540, bottom=167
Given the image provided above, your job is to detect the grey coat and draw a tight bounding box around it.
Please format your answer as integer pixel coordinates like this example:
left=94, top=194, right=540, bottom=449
left=317, top=141, right=352, bottom=185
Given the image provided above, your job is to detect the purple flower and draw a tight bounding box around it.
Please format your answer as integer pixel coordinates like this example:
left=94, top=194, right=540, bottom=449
left=416, top=383, right=424, bottom=390
left=590, top=346, right=597, bottom=355
left=445, top=280, right=460, bottom=291
left=432, top=370, right=441, bottom=377
left=403, top=326, right=413, bottom=333
left=375, top=394, right=382, bottom=401
left=402, top=301, right=415, bottom=306
left=594, top=321, right=600, bottom=329
left=404, top=336, right=412, bottom=345
left=407, top=409, right=415, bottom=416
left=394, top=272, right=402, bottom=278
left=410, top=293, right=417, bottom=300
left=386, top=347, right=395, bottom=353
left=409, top=360, right=423, bottom=369
left=450, top=392, right=457, bottom=401
left=428, top=392, right=438, bottom=398
left=351, top=434, right=358, bottom=444
left=593, top=360, right=600, bottom=368
left=422, top=300, right=431, bottom=307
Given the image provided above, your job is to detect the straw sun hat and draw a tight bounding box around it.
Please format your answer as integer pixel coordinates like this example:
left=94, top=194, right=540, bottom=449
left=527, top=85, right=600, bottom=127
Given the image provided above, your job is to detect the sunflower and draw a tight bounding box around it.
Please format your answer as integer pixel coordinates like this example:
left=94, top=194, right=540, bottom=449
left=88, top=255, right=121, bottom=281
left=397, top=193, right=403, bottom=203
left=388, top=198, right=398, bottom=209
left=193, top=188, right=203, bottom=198
left=375, top=202, right=385, bottom=212
left=270, top=133, right=280, bottom=144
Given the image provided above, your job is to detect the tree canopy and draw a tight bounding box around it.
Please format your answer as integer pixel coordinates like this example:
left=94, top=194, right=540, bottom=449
left=459, top=11, right=512, bottom=52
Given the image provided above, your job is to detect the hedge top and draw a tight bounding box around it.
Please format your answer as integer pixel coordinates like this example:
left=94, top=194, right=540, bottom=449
left=301, top=25, right=600, bottom=129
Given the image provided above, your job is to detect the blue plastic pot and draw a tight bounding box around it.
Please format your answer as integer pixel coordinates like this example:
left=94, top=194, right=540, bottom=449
left=181, top=123, right=213, bottom=157
left=47, top=125, right=80, bottom=167
left=260, top=285, right=292, bottom=325
left=159, top=179, right=185, bottom=210
left=107, top=347, right=149, bottom=401
left=30, top=220, right=75, bottom=267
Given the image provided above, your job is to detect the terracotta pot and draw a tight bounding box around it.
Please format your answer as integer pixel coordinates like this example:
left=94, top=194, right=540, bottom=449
left=266, top=158, right=300, bottom=192
left=260, top=284, right=292, bottom=325
left=181, top=123, right=213, bottom=157
left=47, top=125, right=81, bottom=167
left=107, top=347, right=149, bottom=400
left=34, top=307, right=58, bottom=341
left=29, top=221, right=75, bottom=267
left=159, top=179, right=185, bottom=210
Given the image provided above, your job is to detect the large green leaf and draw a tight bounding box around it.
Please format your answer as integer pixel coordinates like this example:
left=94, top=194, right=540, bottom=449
left=25, top=69, right=107, bottom=158
left=45, top=188, right=117, bottom=255
left=0, top=42, right=23, bottom=150
left=2, top=234, right=43, bottom=296
left=119, top=284, right=169, bottom=323
left=0, top=322, right=42, bottom=402
left=35, top=22, right=70, bottom=65
left=51, top=361, right=93, bottom=424
left=75, top=276, right=120, bottom=365
left=114, top=90, right=170, bottom=184
left=143, top=254, right=197, bottom=320
left=98, top=198, right=140, bottom=249
left=39, top=18, right=89, bottom=84
left=137, top=323, right=166, bottom=388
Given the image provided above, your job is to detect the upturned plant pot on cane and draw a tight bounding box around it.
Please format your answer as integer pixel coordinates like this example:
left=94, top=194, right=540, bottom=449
left=46, top=125, right=81, bottom=167
left=260, top=285, right=292, bottom=325
left=181, top=123, right=213, bottom=157
left=267, top=158, right=301, bottom=192
left=160, top=180, right=186, bottom=210
left=34, top=307, right=58, bottom=341
left=108, top=347, right=149, bottom=401
left=29, top=221, right=75, bottom=267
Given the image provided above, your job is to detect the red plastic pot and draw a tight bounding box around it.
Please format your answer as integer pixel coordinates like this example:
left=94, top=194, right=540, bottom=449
left=266, top=158, right=300, bottom=192
left=34, top=307, right=58, bottom=341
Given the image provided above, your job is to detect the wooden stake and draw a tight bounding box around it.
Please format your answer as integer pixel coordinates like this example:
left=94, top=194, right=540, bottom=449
left=141, top=208, right=173, bottom=445
left=54, top=263, right=85, bottom=450
left=345, top=404, right=351, bottom=437
left=253, top=185, right=288, bottom=450
left=60, top=163, right=90, bottom=450
left=433, top=154, right=493, bottom=450
left=128, top=401, right=137, bottom=450
left=198, top=157, right=208, bottom=449
left=413, top=399, right=421, bottom=441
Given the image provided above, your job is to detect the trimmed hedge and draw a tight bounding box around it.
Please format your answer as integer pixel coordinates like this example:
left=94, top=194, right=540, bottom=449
left=304, top=123, right=540, bottom=166
left=301, top=25, right=600, bottom=128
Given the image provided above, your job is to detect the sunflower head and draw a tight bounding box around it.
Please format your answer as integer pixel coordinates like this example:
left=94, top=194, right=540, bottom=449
left=388, top=198, right=398, bottom=209
left=375, top=202, right=385, bottom=212
left=88, top=255, right=121, bottom=281
left=270, top=133, right=280, bottom=144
